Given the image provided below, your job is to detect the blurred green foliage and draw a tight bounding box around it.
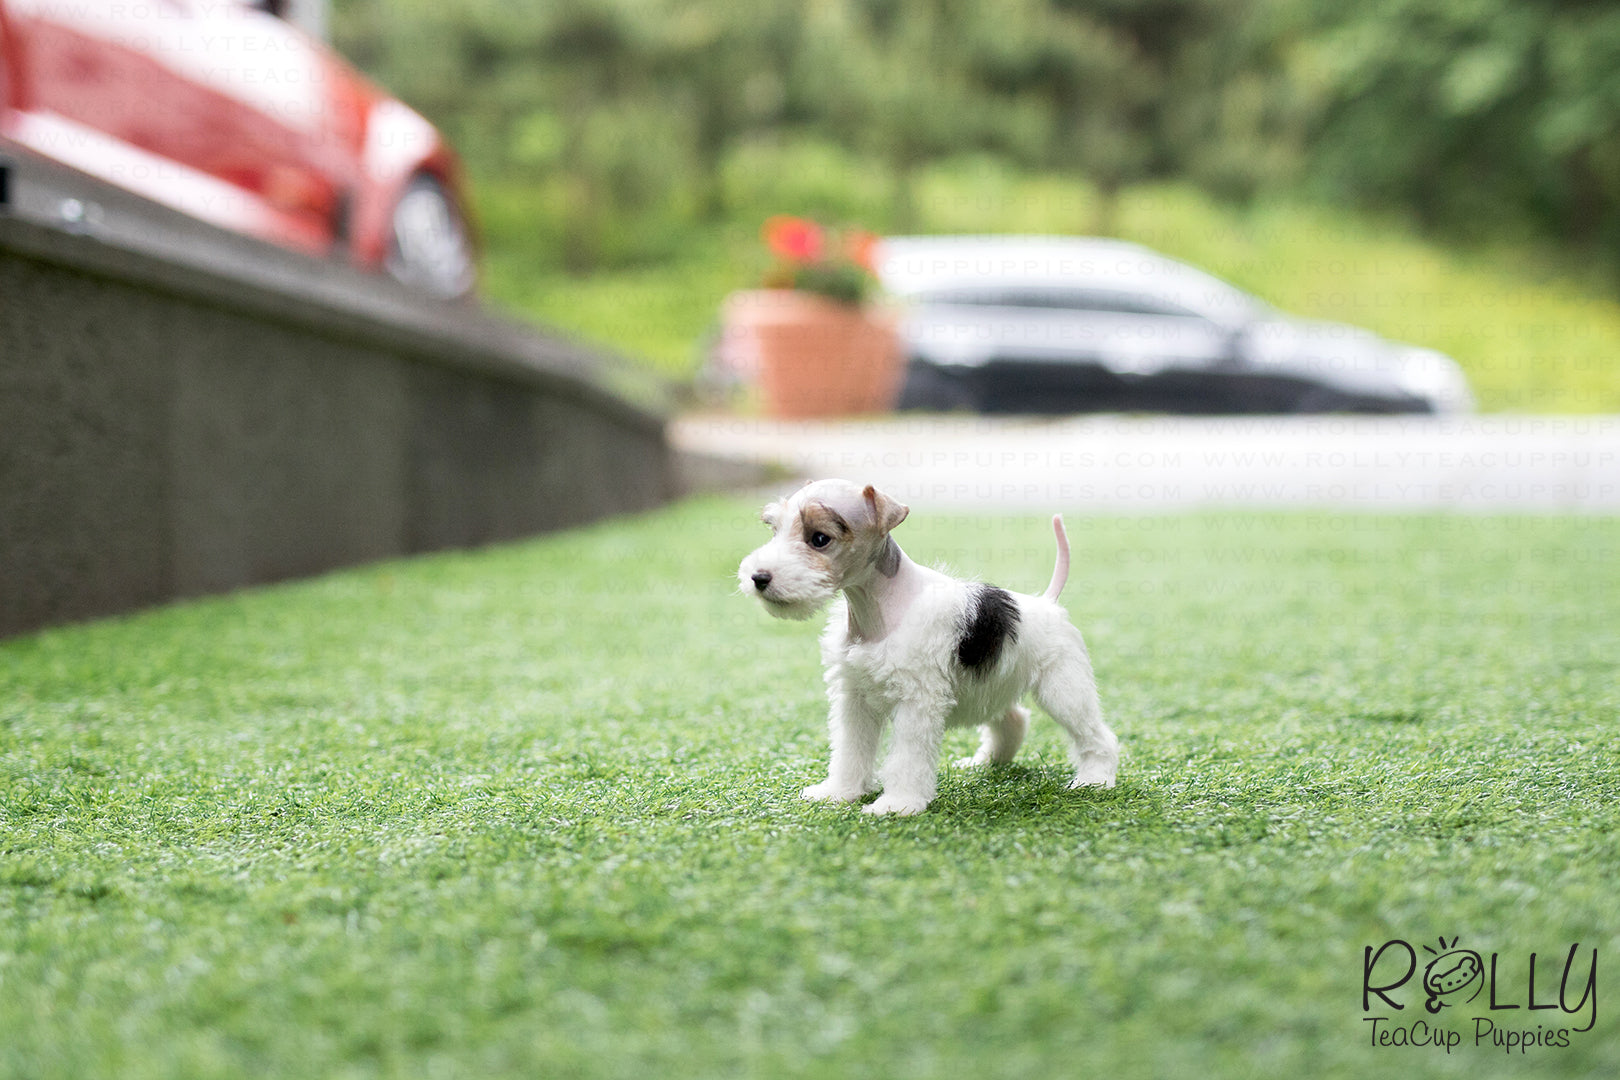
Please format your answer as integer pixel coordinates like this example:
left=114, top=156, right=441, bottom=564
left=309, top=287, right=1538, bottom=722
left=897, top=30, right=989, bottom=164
left=333, top=0, right=1620, bottom=281
left=331, top=0, right=1303, bottom=269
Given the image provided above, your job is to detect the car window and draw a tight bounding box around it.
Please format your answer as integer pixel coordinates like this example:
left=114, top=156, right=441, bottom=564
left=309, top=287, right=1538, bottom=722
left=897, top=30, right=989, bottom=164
left=915, top=287, right=1205, bottom=320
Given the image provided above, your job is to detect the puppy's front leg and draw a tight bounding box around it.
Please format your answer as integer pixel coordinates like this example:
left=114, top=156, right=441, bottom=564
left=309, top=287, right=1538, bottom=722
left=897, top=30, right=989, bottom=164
left=864, top=701, right=947, bottom=816
left=802, top=679, right=883, bottom=803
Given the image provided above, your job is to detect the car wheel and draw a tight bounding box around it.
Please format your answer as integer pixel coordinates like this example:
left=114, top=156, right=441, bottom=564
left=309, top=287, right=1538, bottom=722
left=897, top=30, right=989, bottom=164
left=384, top=174, right=475, bottom=300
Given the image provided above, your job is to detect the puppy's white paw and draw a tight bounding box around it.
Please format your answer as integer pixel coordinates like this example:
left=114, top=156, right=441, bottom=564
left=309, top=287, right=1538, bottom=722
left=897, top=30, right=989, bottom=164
left=801, top=782, right=866, bottom=804
left=861, top=793, right=929, bottom=816
left=1068, top=766, right=1117, bottom=790
left=952, top=753, right=990, bottom=769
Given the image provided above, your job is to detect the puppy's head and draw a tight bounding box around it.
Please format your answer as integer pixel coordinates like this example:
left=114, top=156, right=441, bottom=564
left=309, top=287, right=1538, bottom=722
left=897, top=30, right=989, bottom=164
left=737, top=479, right=910, bottom=620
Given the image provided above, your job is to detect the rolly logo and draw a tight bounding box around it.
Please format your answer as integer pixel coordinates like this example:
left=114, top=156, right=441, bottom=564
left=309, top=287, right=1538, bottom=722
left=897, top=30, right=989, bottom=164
left=1363, top=935, right=1599, bottom=1051
left=1423, top=937, right=1485, bottom=1013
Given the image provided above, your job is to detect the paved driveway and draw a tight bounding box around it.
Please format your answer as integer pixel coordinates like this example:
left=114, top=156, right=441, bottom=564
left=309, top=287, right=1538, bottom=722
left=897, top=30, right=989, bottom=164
left=671, top=413, right=1620, bottom=512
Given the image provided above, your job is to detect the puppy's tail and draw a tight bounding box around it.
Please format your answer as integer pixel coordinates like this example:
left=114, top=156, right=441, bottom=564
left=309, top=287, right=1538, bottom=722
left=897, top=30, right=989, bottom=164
left=1043, top=514, right=1070, bottom=602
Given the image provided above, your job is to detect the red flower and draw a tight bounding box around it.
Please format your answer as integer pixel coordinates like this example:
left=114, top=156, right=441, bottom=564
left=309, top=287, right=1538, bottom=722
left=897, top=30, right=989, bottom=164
left=757, top=215, right=880, bottom=305
left=762, top=215, right=825, bottom=263
left=844, top=229, right=880, bottom=274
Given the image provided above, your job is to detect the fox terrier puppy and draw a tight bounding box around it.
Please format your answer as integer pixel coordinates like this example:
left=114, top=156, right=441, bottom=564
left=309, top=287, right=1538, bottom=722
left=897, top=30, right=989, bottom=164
left=737, top=479, right=1118, bottom=815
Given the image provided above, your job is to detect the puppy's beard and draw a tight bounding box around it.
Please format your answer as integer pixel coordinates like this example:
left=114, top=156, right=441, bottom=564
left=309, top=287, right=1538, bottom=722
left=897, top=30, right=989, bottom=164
left=750, top=573, right=835, bottom=621
left=737, top=558, right=836, bottom=621
left=758, top=592, right=830, bottom=621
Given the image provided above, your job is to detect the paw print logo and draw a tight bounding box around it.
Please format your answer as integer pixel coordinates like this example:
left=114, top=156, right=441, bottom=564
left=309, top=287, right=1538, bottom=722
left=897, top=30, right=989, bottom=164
left=1422, top=936, right=1485, bottom=1013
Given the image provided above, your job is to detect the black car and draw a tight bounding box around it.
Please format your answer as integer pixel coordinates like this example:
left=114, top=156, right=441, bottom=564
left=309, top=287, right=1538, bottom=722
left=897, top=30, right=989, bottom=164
left=878, top=236, right=1473, bottom=415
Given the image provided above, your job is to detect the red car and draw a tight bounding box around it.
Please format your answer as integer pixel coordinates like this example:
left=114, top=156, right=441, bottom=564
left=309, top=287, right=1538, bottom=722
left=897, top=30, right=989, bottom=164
left=0, top=0, right=476, bottom=297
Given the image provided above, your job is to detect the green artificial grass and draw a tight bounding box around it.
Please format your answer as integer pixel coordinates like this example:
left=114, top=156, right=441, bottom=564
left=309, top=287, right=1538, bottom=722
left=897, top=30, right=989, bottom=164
left=2, top=498, right=1618, bottom=1079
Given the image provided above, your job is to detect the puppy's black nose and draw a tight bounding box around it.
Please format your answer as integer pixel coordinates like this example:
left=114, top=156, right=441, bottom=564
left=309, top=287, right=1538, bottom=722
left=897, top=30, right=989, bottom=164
left=751, top=571, right=772, bottom=592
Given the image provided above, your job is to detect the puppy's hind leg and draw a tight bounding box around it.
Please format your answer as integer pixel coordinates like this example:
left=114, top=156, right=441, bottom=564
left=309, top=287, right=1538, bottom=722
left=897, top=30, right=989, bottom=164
left=1033, top=644, right=1118, bottom=789
left=954, top=705, right=1029, bottom=768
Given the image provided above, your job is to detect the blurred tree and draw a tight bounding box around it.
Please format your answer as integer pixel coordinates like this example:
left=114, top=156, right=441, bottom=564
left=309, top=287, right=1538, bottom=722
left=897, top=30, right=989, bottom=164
left=525, top=0, right=669, bottom=272
left=328, top=0, right=1620, bottom=284
left=649, top=0, right=799, bottom=220
left=1539, top=10, right=1620, bottom=259
left=1157, top=0, right=1308, bottom=204
left=822, top=0, right=1005, bottom=230
left=1301, top=0, right=1620, bottom=277
left=970, top=0, right=1155, bottom=232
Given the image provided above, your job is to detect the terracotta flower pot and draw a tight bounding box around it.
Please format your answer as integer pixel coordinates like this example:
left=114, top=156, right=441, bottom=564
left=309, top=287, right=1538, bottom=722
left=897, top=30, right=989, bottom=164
left=721, top=289, right=903, bottom=418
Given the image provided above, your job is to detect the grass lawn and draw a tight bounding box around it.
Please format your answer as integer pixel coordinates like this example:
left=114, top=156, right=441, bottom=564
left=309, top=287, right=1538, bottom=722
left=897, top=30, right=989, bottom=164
left=2, top=497, right=1617, bottom=1079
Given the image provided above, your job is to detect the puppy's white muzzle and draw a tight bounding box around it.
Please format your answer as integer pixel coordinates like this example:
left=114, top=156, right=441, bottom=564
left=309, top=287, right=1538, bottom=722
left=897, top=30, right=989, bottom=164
left=738, top=544, right=835, bottom=621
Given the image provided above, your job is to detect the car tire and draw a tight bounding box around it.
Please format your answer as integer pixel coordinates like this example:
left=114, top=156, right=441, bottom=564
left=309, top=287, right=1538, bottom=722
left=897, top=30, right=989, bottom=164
left=384, top=173, right=475, bottom=300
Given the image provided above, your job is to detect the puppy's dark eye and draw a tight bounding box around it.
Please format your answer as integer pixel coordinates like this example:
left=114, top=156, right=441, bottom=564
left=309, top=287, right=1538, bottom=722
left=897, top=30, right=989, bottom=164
left=809, top=531, right=832, bottom=549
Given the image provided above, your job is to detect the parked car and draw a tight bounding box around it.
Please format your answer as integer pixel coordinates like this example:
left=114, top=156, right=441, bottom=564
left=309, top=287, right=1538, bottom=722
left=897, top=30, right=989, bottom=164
left=0, top=0, right=476, bottom=297
left=877, top=235, right=1473, bottom=414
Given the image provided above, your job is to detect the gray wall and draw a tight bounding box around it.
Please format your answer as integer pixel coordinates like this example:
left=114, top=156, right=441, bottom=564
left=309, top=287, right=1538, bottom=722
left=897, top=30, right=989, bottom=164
left=0, top=153, right=675, bottom=638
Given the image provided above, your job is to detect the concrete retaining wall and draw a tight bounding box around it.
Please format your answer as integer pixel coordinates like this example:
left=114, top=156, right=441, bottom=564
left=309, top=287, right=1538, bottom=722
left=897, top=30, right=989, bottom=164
left=0, top=149, right=675, bottom=637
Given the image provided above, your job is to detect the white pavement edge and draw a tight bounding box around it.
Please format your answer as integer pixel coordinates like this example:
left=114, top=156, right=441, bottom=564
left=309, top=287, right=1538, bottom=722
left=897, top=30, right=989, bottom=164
left=669, top=413, right=1620, bottom=513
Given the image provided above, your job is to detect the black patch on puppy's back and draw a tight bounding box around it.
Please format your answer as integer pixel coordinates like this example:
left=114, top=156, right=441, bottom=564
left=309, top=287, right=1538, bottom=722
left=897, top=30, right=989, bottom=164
left=957, top=585, right=1019, bottom=674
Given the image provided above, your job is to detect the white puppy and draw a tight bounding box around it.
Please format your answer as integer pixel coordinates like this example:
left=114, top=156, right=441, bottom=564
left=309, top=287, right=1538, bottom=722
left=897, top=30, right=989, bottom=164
left=737, top=479, right=1117, bottom=815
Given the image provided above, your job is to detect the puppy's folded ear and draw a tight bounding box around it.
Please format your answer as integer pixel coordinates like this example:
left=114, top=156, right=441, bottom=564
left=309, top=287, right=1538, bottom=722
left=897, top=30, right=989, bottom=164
left=863, top=485, right=910, bottom=533
left=760, top=501, right=782, bottom=529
